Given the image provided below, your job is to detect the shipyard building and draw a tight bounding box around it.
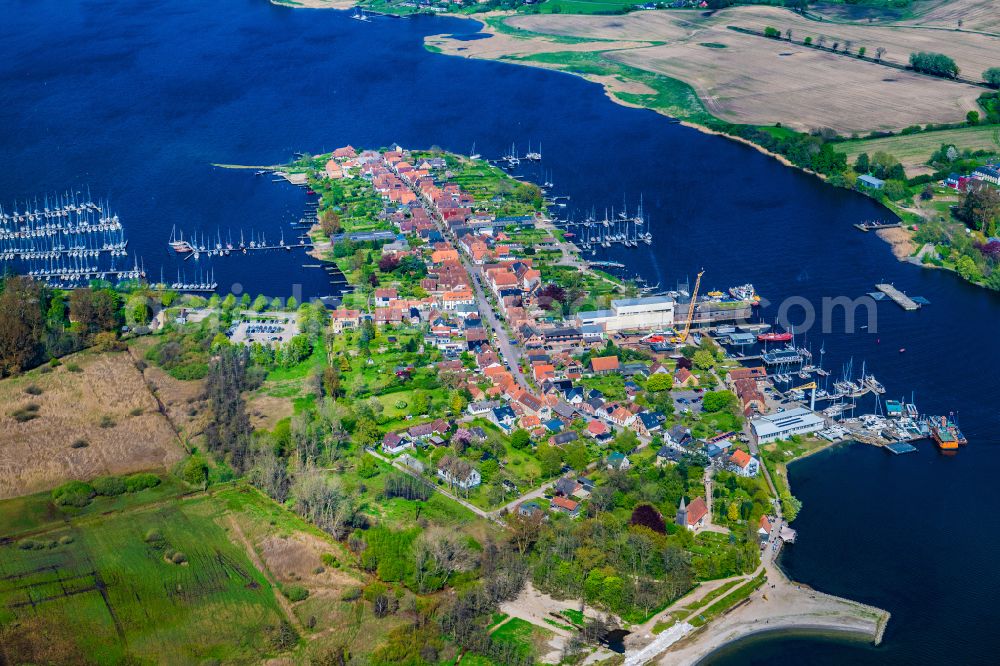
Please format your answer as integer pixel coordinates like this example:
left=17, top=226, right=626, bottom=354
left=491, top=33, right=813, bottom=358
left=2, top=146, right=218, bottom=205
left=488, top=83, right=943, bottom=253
left=577, top=296, right=675, bottom=332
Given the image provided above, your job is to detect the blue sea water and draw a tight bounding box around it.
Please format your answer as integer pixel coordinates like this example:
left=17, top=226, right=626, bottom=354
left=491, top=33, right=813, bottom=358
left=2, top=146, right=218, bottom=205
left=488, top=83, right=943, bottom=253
left=2, top=0, right=999, bottom=662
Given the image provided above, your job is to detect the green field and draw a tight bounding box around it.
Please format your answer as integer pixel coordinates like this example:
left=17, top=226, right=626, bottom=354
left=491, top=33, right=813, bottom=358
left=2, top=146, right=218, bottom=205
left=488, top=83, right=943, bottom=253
left=534, top=0, right=639, bottom=15
left=0, top=486, right=286, bottom=664
left=838, top=126, right=1000, bottom=170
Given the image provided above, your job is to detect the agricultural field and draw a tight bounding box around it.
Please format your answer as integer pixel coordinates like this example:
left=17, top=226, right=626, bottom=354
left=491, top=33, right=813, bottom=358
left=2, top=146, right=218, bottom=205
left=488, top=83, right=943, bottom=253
left=718, top=4, right=998, bottom=80
left=609, top=32, right=978, bottom=133
left=838, top=124, right=1000, bottom=172
left=440, top=4, right=998, bottom=133
left=0, top=349, right=186, bottom=500
left=0, top=483, right=287, bottom=664
left=904, top=0, right=1000, bottom=33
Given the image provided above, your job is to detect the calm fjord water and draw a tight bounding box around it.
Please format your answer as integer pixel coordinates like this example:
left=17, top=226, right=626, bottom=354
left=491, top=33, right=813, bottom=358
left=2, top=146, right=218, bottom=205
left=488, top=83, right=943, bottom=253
left=2, top=0, right=999, bottom=662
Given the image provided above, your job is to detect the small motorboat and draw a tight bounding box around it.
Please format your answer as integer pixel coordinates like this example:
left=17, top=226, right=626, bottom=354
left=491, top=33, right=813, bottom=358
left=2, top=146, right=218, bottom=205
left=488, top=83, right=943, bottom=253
left=899, top=348, right=906, bottom=353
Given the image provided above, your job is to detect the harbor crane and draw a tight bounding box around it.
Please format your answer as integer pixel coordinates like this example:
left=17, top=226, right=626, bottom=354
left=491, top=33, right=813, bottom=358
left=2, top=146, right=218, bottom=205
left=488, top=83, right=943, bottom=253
left=791, top=381, right=818, bottom=411
left=671, top=269, right=704, bottom=345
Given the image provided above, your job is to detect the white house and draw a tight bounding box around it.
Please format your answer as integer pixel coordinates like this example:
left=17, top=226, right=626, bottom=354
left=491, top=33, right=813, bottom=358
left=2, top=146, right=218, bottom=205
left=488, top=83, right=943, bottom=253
left=381, top=432, right=413, bottom=456
left=728, top=449, right=760, bottom=477
left=437, top=456, right=482, bottom=490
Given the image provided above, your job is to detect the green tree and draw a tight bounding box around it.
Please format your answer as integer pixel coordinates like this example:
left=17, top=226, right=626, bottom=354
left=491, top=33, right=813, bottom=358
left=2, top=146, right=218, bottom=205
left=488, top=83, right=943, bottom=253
left=252, top=294, right=268, bottom=312
left=692, top=350, right=714, bottom=370
left=645, top=373, right=673, bottom=392
left=702, top=390, right=737, bottom=413
left=222, top=294, right=237, bottom=310
left=410, top=390, right=430, bottom=416
left=565, top=440, right=589, bottom=471
left=353, top=417, right=380, bottom=448
left=449, top=391, right=467, bottom=414
left=125, top=294, right=150, bottom=327
left=510, top=429, right=531, bottom=450
left=0, top=277, right=46, bottom=375
left=182, top=455, right=209, bottom=488
left=967, top=110, right=980, bottom=125
left=69, top=288, right=121, bottom=339
left=537, top=443, right=562, bottom=477
left=957, top=183, right=1000, bottom=235
left=985, top=67, right=1000, bottom=89
left=883, top=179, right=908, bottom=201
left=612, top=428, right=639, bottom=454
left=909, top=51, right=959, bottom=78
left=853, top=152, right=870, bottom=174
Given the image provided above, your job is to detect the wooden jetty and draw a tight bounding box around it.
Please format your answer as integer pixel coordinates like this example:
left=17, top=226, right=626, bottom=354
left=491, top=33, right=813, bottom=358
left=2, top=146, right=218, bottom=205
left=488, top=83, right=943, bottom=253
left=875, top=283, right=920, bottom=310
left=854, top=221, right=902, bottom=232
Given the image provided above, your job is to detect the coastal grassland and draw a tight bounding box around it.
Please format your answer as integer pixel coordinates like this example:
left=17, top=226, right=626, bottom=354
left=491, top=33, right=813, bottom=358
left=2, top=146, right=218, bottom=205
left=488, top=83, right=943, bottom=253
left=0, top=484, right=287, bottom=664
left=0, top=348, right=185, bottom=500
left=688, top=572, right=767, bottom=628
left=510, top=50, right=714, bottom=124
left=838, top=125, right=1000, bottom=172
left=759, top=435, right=835, bottom=521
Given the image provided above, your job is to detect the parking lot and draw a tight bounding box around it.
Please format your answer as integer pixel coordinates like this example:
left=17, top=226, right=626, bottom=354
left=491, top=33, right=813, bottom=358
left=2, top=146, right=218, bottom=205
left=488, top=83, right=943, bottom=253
left=673, top=389, right=703, bottom=415
left=228, top=312, right=299, bottom=346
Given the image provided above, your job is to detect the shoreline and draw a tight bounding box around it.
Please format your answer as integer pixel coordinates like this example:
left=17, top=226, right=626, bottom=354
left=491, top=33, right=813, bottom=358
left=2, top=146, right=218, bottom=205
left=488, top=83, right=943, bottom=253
left=419, top=14, right=1000, bottom=294
left=269, top=0, right=355, bottom=10
left=652, top=561, right=890, bottom=665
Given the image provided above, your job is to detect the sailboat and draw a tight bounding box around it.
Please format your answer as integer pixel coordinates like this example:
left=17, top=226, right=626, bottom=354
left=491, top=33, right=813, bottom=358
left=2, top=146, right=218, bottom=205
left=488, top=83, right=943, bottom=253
left=351, top=6, right=370, bottom=21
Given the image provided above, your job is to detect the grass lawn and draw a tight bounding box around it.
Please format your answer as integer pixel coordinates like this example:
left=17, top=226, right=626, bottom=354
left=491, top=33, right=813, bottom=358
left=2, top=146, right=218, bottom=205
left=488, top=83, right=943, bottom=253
left=838, top=125, right=1000, bottom=171
left=689, top=573, right=766, bottom=628
left=491, top=616, right=554, bottom=660
left=0, top=487, right=285, bottom=663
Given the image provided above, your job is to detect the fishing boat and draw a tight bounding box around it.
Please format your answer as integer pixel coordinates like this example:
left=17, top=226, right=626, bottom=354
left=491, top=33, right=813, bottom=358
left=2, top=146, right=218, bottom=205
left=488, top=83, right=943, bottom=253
left=758, top=331, right=792, bottom=342
left=729, top=283, right=760, bottom=305
left=930, top=416, right=961, bottom=450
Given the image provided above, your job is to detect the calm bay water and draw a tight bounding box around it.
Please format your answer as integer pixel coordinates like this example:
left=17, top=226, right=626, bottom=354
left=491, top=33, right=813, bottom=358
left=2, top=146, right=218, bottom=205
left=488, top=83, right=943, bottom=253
left=2, top=0, right=999, bottom=662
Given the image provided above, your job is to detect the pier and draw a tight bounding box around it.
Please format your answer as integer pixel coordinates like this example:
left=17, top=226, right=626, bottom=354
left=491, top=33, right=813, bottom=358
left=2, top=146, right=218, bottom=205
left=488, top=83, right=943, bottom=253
left=854, top=221, right=902, bottom=232
left=875, top=283, right=920, bottom=310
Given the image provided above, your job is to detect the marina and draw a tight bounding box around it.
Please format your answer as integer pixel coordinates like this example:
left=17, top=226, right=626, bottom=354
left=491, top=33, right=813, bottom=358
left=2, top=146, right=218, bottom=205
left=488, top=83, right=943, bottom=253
left=550, top=198, right=654, bottom=251
left=0, top=193, right=139, bottom=289
left=169, top=226, right=314, bottom=259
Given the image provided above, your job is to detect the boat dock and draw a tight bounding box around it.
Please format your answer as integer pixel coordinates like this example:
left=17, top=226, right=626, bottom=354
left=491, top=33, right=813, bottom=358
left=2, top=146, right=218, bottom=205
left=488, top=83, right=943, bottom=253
left=885, top=442, right=918, bottom=455
left=854, top=221, right=902, bottom=232
left=875, top=283, right=920, bottom=310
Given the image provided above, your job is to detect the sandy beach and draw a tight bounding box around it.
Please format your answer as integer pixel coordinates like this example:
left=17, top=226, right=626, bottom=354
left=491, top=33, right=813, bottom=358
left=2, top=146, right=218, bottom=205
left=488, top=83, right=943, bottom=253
left=876, top=226, right=919, bottom=261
